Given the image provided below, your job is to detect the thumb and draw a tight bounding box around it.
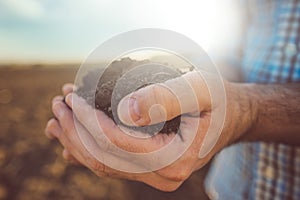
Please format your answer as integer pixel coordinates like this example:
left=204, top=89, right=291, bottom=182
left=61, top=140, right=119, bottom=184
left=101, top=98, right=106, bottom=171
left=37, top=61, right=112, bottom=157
left=117, top=71, right=211, bottom=126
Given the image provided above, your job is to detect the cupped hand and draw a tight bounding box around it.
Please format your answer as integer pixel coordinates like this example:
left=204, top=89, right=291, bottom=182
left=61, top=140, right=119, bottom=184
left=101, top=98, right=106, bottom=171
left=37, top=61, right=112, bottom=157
left=45, top=71, right=253, bottom=191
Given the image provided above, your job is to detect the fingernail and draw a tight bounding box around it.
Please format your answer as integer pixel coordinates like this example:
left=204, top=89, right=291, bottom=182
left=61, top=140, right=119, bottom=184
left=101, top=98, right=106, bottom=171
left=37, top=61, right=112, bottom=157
left=117, top=95, right=140, bottom=126
left=52, top=96, right=64, bottom=104
left=65, top=93, right=73, bottom=108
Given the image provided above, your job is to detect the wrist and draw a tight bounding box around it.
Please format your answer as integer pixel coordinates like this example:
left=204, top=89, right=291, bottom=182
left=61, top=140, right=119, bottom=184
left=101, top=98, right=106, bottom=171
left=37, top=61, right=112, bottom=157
left=225, top=82, right=259, bottom=143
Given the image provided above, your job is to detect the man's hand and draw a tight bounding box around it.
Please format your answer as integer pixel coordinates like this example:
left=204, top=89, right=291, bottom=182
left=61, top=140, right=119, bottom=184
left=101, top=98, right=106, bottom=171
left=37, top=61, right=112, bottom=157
left=45, top=71, right=254, bottom=191
left=45, top=71, right=300, bottom=191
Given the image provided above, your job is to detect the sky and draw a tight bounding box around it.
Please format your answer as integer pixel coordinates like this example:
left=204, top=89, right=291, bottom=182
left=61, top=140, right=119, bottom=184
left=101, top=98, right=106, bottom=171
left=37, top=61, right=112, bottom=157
left=0, top=0, right=241, bottom=64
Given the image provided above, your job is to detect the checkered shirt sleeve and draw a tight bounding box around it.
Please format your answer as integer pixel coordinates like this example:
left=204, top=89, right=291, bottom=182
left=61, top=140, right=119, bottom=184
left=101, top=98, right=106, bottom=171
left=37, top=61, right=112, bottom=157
left=205, top=0, right=300, bottom=199
left=242, top=0, right=300, bottom=83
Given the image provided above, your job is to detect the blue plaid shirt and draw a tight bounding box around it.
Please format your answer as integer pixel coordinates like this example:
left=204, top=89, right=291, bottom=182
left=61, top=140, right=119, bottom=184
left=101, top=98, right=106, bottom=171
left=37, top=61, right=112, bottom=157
left=205, top=0, right=300, bottom=199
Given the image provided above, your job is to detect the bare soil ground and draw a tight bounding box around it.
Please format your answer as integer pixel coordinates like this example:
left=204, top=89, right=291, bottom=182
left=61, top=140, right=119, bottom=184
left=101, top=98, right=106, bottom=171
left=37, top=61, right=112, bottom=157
left=0, top=65, right=209, bottom=200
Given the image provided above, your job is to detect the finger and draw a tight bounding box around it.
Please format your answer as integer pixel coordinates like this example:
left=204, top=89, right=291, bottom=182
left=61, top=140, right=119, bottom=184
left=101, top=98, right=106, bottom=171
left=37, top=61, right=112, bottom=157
left=55, top=96, right=187, bottom=187
left=62, top=83, right=76, bottom=96
left=52, top=95, right=64, bottom=104
left=45, top=115, right=85, bottom=165
left=45, top=118, right=62, bottom=139
left=59, top=122, right=182, bottom=191
left=65, top=93, right=117, bottom=135
left=66, top=93, right=175, bottom=153
left=52, top=100, right=131, bottom=177
left=52, top=101, right=98, bottom=166
left=117, top=71, right=211, bottom=126
left=62, top=149, right=81, bottom=164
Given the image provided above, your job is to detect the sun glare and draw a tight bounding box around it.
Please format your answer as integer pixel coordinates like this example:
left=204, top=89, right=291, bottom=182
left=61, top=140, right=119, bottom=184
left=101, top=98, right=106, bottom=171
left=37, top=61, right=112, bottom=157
left=0, top=0, right=241, bottom=63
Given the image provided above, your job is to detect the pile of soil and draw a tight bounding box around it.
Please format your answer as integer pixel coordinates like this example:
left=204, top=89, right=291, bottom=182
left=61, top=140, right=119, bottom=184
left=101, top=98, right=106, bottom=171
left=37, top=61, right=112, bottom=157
left=76, top=58, right=184, bottom=135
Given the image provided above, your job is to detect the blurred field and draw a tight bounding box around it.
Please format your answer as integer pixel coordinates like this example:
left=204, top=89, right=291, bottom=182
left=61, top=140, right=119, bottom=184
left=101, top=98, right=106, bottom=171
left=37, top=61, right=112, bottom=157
left=0, top=65, right=209, bottom=200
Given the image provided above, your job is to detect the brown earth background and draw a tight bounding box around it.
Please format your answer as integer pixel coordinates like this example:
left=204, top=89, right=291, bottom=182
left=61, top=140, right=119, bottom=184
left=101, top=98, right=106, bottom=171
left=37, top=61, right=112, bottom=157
left=0, top=65, right=209, bottom=200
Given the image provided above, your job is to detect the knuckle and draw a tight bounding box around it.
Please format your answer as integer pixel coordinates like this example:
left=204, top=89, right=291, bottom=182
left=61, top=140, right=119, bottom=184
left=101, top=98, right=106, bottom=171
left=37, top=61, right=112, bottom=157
left=165, top=168, right=191, bottom=182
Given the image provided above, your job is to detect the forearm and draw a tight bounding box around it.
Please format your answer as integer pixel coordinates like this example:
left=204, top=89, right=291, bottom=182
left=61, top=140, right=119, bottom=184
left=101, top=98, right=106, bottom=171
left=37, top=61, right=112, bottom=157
left=233, top=83, right=300, bottom=146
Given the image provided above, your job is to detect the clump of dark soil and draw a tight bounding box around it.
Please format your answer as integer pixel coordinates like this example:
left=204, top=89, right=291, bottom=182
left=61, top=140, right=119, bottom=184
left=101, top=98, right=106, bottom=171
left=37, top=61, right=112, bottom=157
left=75, top=57, right=185, bottom=135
